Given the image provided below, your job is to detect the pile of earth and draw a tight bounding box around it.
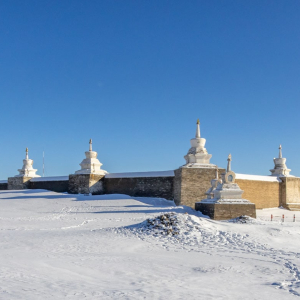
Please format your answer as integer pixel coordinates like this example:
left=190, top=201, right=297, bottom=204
left=144, top=212, right=197, bottom=236
left=228, top=215, right=262, bottom=224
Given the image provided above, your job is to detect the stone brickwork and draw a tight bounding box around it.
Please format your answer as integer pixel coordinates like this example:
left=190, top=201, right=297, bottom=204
left=104, top=176, right=174, bottom=200
left=0, top=182, right=7, bottom=190
left=7, top=177, right=32, bottom=190
left=68, top=174, right=105, bottom=195
left=29, top=180, right=69, bottom=193
left=235, top=179, right=280, bottom=209
left=280, top=177, right=300, bottom=210
left=174, top=167, right=225, bottom=207
left=195, top=202, right=256, bottom=220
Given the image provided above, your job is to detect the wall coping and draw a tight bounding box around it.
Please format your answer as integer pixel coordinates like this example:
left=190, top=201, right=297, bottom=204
left=235, top=173, right=281, bottom=182
left=105, top=170, right=175, bottom=178
left=30, top=176, right=69, bottom=182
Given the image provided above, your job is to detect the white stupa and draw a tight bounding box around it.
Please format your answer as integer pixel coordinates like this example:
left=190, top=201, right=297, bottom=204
left=205, top=167, right=222, bottom=199
left=183, top=119, right=215, bottom=168
left=75, top=139, right=107, bottom=175
left=270, top=145, right=291, bottom=177
left=16, top=148, right=40, bottom=178
left=200, top=154, right=252, bottom=204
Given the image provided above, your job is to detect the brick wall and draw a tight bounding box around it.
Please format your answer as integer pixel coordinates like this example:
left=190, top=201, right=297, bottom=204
left=174, top=167, right=225, bottom=208
left=235, top=179, right=280, bottom=209
left=0, top=182, right=7, bottom=190
left=29, top=180, right=69, bottom=193
left=104, top=176, right=174, bottom=200
left=280, top=177, right=300, bottom=209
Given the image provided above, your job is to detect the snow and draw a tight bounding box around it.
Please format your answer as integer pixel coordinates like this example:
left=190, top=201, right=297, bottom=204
left=0, top=180, right=8, bottom=183
left=1, top=190, right=300, bottom=299
left=30, top=176, right=69, bottom=182
left=105, top=170, right=174, bottom=178
left=236, top=173, right=281, bottom=182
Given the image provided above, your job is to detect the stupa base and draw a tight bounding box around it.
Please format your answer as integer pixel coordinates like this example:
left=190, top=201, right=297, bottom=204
left=68, top=174, right=105, bottom=195
left=8, top=177, right=32, bottom=190
left=195, top=201, right=256, bottom=220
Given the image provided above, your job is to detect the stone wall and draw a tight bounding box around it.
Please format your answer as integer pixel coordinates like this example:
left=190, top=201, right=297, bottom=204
left=0, top=182, right=7, bottom=190
left=280, top=177, right=300, bottom=210
left=174, top=167, right=225, bottom=207
left=7, top=177, right=31, bottom=190
left=1, top=170, right=300, bottom=212
left=235, top=178, right=281, bottom=209
left=195, top=202, right=256, bottom=220
left=68, top=174, right=105, bottom=195
left=29, top=179, right=69, bottom=193
left=104, top=176, right=174, bottom=200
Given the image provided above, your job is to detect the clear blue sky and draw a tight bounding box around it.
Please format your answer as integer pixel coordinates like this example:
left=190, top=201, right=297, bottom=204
left=0, top=0, right=300, bottom=178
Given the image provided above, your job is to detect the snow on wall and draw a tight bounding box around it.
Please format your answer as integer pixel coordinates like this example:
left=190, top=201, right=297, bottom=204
left=105, top=170, right=175, bottom=178
left=30, top=176, right=69, bottom=182
left=235, top=173, right=281, bottom=182
left=0, top=180, right=8, bottom=184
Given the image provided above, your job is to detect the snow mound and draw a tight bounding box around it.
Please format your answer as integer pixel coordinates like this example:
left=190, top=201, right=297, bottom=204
left=111, top=212, right=269, bottom=254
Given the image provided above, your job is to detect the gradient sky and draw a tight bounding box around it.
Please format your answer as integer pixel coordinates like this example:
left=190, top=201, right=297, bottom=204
left=0, top=0, right=300, bottom=178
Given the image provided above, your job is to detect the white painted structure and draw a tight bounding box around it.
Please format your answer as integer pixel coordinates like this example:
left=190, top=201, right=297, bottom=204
left=75, top=139, right=107, bottom=175
left=270, top=145, right=291, bottom=177
left=200, top=154, right=253, bottom=204
left=16, top=148, right=40, bottom=178
left=205, top=167, right=222, bottom=199
left=183, top=120, right=215, bottom=168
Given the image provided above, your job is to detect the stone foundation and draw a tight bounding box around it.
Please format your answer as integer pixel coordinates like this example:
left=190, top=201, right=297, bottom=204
left=68, top=174, right=105, bottom=194
left=195, top=202, right=256, bottom=220
left=7, top=177, right=32, bottom=190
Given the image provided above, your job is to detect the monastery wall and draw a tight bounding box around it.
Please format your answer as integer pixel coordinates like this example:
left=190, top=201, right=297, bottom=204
left=29, top=177, right=69, bottom=193
left=104, top=171, right=174, bottom=200
left=280, top=177, right=300, bottom=210
left=0, top=181, right=8, bottom=190
left=174, top=168, right=225, bottom=207
left=1, top=171, right=300, bottom=211
left=235, top=174, right=281, bottom=209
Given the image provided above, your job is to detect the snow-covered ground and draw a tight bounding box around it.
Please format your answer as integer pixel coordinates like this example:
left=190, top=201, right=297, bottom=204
left=1, top=190, right=300, bottom=299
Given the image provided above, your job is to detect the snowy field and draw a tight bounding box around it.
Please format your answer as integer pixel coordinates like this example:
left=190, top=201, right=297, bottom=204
left=1, top=190, right=300, bottom=299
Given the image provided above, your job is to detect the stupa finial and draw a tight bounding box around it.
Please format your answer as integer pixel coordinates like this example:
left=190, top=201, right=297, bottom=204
left=215, top=167, right=219, bottom=179
left=196, top=119, right=200, bottom=138
left=25, top=147, right=28, bottom=159
left=89, top=139, right=92, bottom=151
left=227, top=154, right=232, bottom=172
left=279, top=144, right=282, bottom=158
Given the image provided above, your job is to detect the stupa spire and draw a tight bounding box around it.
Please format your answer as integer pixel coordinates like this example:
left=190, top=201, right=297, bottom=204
left=25, top=147, right=28, bottom=160
left=227, top=154, right=232, bottom=172
left=215, top=167, right=219, bottom=179
left=89, top=139, right=92, bottom=151
left=279, top=144, right=282, bottom=158
left=196, top=119, right=200, bottom=138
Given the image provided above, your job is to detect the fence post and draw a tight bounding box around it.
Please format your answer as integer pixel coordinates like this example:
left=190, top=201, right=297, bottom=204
left=282, top=214, right=285, bottom=222
left=294, top=214, right=296, bottom=222
left=271, top=214, right=273, bottom=221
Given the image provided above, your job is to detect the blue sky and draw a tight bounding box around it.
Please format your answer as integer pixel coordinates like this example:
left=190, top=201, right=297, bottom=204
left=0, top=0, right=300, bottom=178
